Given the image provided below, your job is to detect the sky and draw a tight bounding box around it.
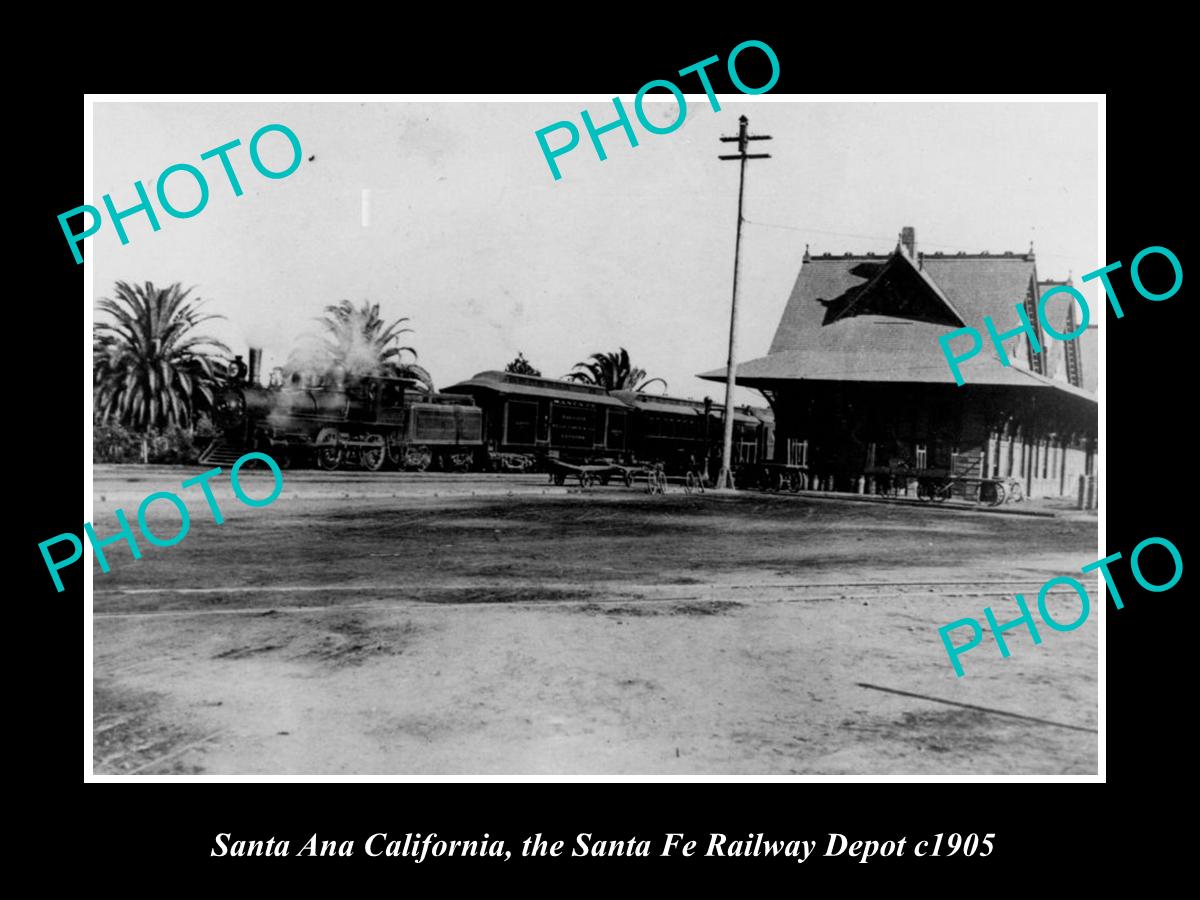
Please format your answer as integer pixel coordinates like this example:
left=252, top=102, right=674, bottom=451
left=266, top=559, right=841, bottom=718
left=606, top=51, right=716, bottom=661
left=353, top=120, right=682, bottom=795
left=92, top=100, right=1098, bottom=406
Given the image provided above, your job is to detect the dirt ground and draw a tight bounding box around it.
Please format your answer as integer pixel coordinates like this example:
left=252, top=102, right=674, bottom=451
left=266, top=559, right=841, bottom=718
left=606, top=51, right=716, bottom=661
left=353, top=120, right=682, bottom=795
left=90, top=465, right=1099, bottom=776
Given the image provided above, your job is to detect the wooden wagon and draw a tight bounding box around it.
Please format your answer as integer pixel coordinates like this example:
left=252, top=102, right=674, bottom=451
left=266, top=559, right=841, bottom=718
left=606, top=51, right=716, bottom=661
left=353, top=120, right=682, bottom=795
left=866, top=465, right=1024, bottom=507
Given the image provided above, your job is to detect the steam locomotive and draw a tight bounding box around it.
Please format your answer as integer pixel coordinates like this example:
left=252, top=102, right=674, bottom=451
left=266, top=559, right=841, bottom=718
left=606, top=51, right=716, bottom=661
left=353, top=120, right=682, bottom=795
left=205, top=351, right=773, bottom=475
left=205, top=350, right=484, bottom=471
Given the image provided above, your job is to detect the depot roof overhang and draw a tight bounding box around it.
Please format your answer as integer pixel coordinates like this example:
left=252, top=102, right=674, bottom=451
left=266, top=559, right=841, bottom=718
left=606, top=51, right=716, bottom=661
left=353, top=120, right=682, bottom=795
left=698, top=350, right=1098, bottom=410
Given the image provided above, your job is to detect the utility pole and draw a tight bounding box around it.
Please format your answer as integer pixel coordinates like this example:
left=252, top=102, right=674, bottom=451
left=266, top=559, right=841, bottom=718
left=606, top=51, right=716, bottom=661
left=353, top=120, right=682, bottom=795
left=715, top=115, right=771, bottom=490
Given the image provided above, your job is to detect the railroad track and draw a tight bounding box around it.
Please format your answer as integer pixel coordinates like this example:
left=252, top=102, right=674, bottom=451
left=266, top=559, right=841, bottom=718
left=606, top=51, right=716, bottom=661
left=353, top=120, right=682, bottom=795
left=92, top=575, right=1100, bottom=773
left=91, top=577, right=1097, bottom=619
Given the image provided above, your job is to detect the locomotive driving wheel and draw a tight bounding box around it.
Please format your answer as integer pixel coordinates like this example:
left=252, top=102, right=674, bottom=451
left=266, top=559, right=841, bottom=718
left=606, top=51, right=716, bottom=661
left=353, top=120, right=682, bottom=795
left=360, top=433, right=386, bottom=472
left=314, top=427, right=343, bottom=471
left=404, top=445, right=433, bottom=472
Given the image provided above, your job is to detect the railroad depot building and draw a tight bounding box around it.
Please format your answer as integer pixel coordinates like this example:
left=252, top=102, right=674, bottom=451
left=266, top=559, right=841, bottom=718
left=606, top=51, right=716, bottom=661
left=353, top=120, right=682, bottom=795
left=700, top=227, right=1098, bottom=501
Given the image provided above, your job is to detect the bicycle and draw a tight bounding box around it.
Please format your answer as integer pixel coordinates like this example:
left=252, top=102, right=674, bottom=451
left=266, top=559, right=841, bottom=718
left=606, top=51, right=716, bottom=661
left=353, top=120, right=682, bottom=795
left=644, top=463, right=668, bottom=495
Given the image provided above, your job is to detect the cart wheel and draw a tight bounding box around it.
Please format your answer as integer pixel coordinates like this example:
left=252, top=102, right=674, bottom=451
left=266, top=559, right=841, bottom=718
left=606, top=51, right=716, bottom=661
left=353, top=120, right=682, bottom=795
left=648, top=470, right=665, bottom=494
left=989, top=481, right=1007, bottom=507
left=623, top=470, right=633, bottom=488
left=934, top=481, right=951, bottom=502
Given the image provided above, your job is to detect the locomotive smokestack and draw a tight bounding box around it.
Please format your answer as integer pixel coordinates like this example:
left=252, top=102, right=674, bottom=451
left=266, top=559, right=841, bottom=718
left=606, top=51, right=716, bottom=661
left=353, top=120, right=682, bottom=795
left=248, top=347, right=263, bottom=385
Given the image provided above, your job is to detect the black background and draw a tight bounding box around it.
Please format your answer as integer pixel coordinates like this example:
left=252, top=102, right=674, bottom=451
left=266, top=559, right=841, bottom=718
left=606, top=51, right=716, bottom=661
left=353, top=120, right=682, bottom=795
left=28, top=22, right=1184, bottom=887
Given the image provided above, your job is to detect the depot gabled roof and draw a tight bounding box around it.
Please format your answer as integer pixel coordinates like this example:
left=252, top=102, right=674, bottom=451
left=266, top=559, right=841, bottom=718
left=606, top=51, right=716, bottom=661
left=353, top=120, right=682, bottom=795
left=1037, top=278, right=1097, bottom=393
left=815, top=247, right=967, bottom=331
left=699, top=244, right=1096, bottom=403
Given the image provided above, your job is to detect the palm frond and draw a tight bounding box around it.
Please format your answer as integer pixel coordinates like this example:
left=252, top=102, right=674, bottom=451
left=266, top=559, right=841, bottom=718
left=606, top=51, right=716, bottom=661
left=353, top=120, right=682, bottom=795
left=299, top=300, right=423, bottom=381
left=567, top=347, right=662, bottom=391
left=92, top=281, right=229, bottom=430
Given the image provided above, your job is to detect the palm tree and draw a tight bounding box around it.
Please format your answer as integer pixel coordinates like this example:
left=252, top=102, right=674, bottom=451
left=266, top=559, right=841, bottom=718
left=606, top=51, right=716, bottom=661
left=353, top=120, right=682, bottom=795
left=93, top=281, right=231, bottom=429
left=296, top=300, right=434, bottom=390
left=565, top=347, right=667, bottom=392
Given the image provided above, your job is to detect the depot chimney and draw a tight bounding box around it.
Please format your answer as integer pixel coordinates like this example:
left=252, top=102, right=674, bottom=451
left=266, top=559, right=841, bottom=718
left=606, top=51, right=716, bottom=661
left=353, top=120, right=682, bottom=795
left=248, top=347, right=263, bottom=385
left=901, top=226, right=916, bottom=259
